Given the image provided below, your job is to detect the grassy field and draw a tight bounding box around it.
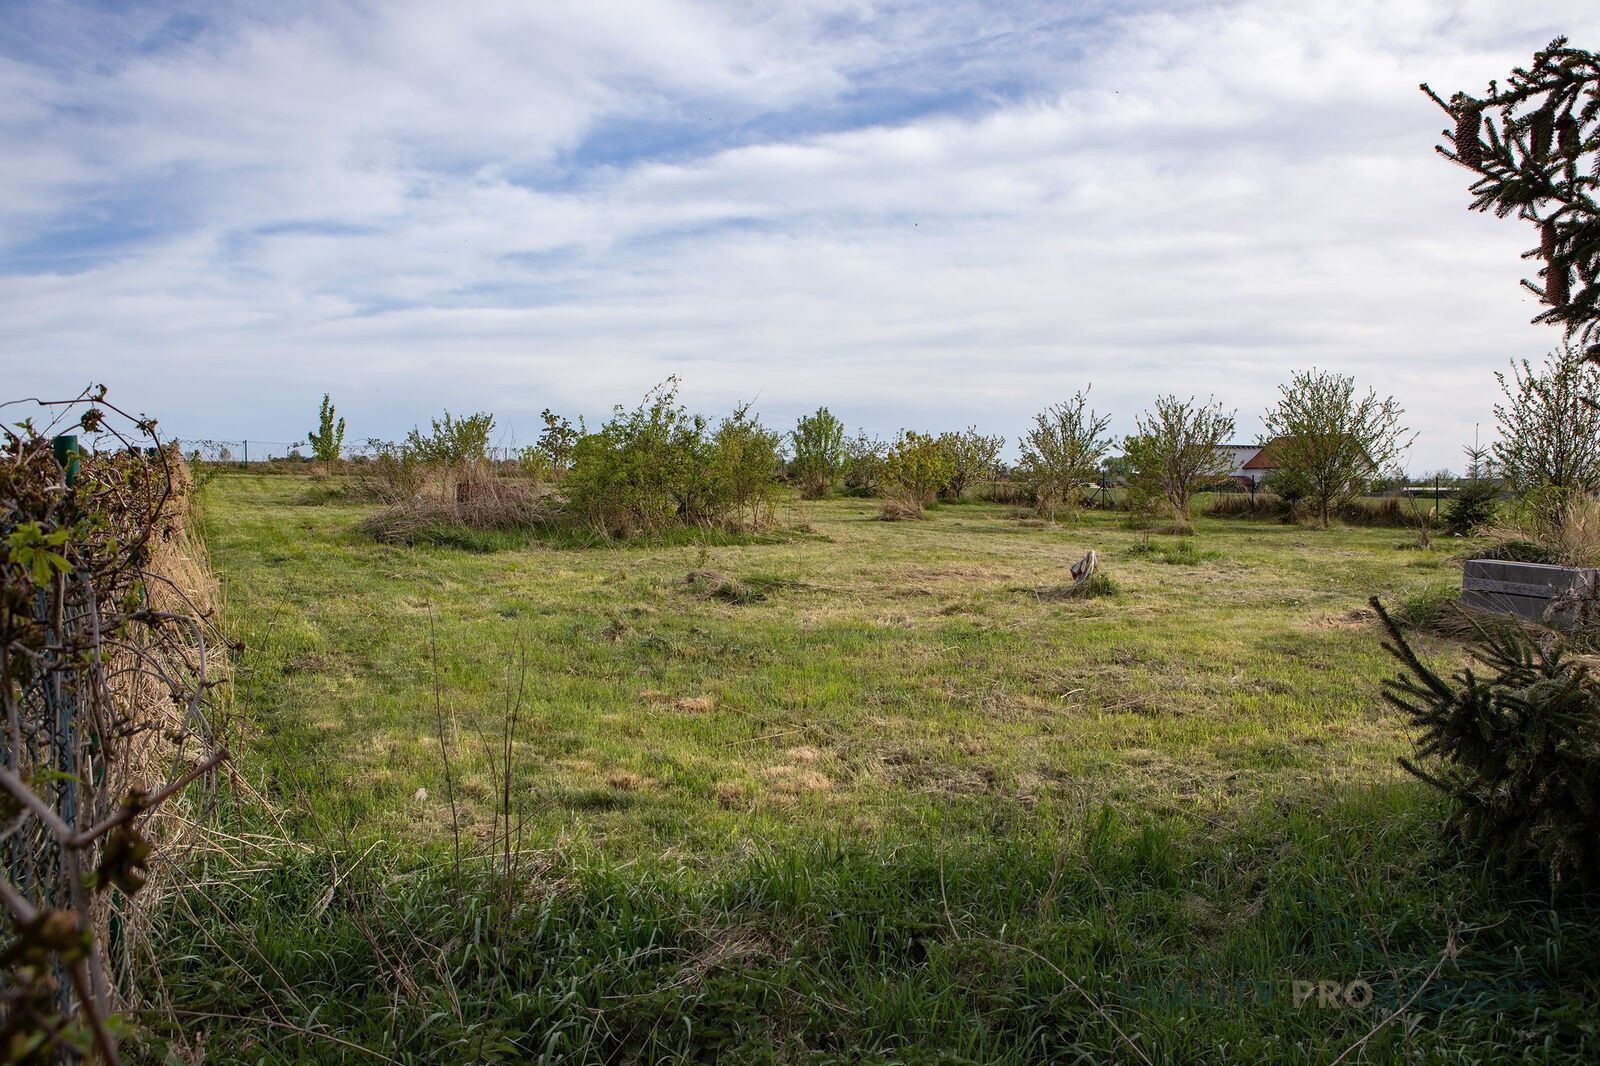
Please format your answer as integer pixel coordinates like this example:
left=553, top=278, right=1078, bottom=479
left=142, top=473, right=1600, bottom=1063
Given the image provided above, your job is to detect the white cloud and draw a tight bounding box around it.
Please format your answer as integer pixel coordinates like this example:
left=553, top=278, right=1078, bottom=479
left=1, top=0, right=1597, bottom=469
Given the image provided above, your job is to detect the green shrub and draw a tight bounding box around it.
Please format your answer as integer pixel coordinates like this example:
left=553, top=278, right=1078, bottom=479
left=880, top=431, right=953, bottom=513
left=1375, top=596, right=1600, bottom=887
left=935, top=427, right=1004, bottom=502
left=563, top=381, right=780, bottom=538
left=404, top=410, right=496, bottom=502
left=1444, top=479, right=1500, bottom=535
left=406, top=410, right=494, bottom=468
left=709, top=404, right=783, bottom=528
left=790, top=407, right=846, bottom=499
left=841, top=431, right=887, bottom=497
left=1016, top=389, right=1112, bottom=516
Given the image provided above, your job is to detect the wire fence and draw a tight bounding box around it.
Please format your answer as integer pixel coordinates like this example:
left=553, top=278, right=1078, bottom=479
left=172, top=440, right=531, bottom=464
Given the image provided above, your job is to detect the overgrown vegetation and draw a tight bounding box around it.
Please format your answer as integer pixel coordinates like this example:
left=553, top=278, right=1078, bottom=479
left=936, top=427, right=1004, bottom=502
left=1016, top=388, right=1112, bottom=518
left=840, top=431, right=888, bottom=497
left=878, top=430, right=953, bottom=518
left=1492, top=345, right=1600, bottom=494
left=1376, top=598, right=1600, bottom=887
left=142, top=474, right=1600, bottom=1061
left=562, top=381, right=781, bottom=538
left=1122, top=395, right=1235, bottom=533
left=1260, top=370, right=1411, bottom=528
left=1, top=392, right=228, bottom=1064
left=789, top=407, right=846, bottom=499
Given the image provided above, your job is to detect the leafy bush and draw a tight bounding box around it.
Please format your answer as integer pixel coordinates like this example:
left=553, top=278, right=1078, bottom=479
left=1016, top=389, right=1112, bottom=517
left=1375, top=596, right=1600, bottom=887
left=880, top=431, right=953, bottom=516
left=841, top=431, right=887, bottom=497
left=536, top=408, right=580, bottom=478
left=790, top=407, right=846, bottom=499
left=935, top=427, right=1004, bottom=502
left=404, top=410, right=496, bottom=502
left=563, top=381, right=780, bottom=538
left=406, top=410, right=494, bottom=468
left=1492, top=345, right=1600, bottom=494
left=359, top=438, right=426, bottom=502
left=1121, top=395, right=1234, bottom=532
left=709, top=404, right=784, bottom=529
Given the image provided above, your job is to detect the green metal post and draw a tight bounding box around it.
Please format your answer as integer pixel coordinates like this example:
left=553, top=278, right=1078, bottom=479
left=52, top=434, right=80, bottom=487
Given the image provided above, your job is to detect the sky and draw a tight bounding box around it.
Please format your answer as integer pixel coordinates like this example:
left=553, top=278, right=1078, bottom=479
left=3, top=0, right=1597, bottom=471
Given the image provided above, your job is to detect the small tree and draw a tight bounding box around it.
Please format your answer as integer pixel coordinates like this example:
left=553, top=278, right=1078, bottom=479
left=790, top=407, right=847, bottom=499
left=1376, top=597, right=1600, bottom=887
left=406, top=410, right=495, bottom=502
left=537, top=408, right=580, bottom=478
left=516, top=445, right=553, bottom=484
left=935, top=427, right=1005, bottom=502
left=1121, top=396, right=1235, bottom=532
left=880, top=431, right=954, bottom=516
left=841, top=431, right=888, bottom=497
left=406, top=410, right=495, bottom=468
left=307, top=394, right=346, bottom=470
left=711, top=403, right=783, bottom=528
left=1492, top=344, right=1600, bottom=494
left=1016, top=389, right=1112, bottom=517
left=1261, top=370, right=1410, bottom=527
left=1424, top=39, right=1600, bottom=356
left=1444, top=442, right=1500, bottom=536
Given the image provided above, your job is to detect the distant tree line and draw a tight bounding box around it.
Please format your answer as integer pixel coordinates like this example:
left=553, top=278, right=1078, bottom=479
left=291, top=338, right=1600, bottom=542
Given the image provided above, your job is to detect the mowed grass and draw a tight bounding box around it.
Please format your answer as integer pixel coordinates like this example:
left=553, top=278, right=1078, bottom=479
left=140, top=473, right=1600, bottom=1063
left=204, top=474, right=1451, bottom=851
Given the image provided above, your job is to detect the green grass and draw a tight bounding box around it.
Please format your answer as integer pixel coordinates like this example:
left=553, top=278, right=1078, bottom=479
left=139, top=473, right=1600, bottom=1062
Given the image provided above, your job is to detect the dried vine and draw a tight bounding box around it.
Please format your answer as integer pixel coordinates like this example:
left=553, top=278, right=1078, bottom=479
left=2, top=387, right=230, bottom=1064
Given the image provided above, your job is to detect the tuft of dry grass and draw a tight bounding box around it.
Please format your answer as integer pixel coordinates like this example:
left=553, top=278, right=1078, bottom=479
left=878, top=498, right=925, bottom=521
left=1484, top=490, right=1600, bottom=567
left=358, top=478, right=555, bottom=544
